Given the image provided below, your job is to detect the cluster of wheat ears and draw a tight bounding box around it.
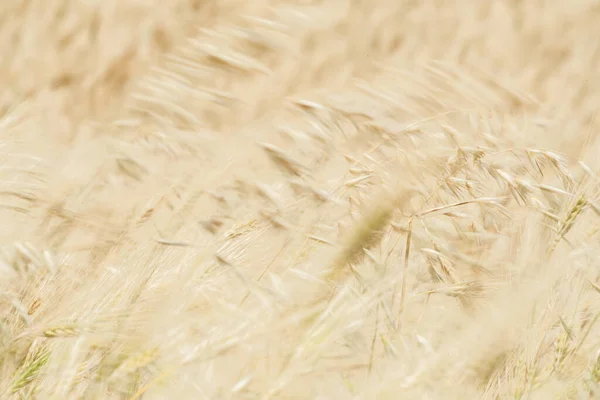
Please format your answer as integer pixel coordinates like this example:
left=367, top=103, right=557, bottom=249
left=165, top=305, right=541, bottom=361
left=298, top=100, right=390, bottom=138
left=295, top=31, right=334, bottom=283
left=1, top=0, right=600, bottom=399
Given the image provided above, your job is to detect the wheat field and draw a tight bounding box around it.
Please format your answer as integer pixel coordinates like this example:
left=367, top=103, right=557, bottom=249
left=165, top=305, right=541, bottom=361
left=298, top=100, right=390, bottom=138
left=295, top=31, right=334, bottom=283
left=2, top=1, right=600, bottom=399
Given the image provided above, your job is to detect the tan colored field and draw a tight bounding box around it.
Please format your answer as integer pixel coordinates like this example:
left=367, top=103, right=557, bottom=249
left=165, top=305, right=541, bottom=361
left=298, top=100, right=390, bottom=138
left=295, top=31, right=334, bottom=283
left=2, top=1, right=600, bottom=398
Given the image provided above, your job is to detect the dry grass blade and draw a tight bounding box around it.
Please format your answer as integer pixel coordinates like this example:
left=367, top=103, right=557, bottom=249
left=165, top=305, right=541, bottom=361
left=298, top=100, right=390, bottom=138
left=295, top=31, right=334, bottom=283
left=324, top=198, right=394, bottom=283
left=259, top=142, right=309, bottom=178
left=397, top=217, right=413, bottom=320
left=590, top=280, right=600, bottom=295
left=155, top=239, right=199, bottom=247
left=415, top=197, right=508, bottom=218
left=344, top=174, right=372, bottom=188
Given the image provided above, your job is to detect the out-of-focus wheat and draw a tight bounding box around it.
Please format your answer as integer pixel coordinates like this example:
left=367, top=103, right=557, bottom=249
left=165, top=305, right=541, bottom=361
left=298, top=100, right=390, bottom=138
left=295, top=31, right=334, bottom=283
left=2, top=0, right=600, bottom=399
